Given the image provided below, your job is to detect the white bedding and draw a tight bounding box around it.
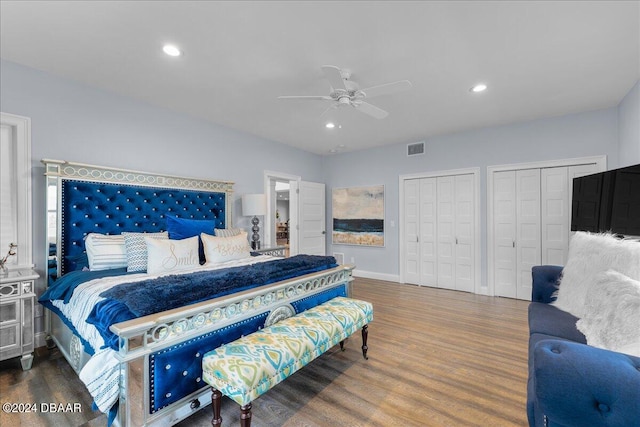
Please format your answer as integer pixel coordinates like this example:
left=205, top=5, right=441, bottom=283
left=53, top=255, right=279, bottom=413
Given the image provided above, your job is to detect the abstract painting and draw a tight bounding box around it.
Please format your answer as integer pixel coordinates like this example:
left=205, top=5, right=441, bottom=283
left=332, top=185, right=384, bottom=246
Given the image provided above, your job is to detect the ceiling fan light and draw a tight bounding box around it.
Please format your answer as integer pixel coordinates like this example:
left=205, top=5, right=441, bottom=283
left=325, top=122, right=335, bottom=129
left=470, top=83, right=487, bottom=93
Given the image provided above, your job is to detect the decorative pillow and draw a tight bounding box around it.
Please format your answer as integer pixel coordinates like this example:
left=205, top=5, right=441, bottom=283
left=145, top=236, right=200, bottom=275
left=166, top=216, right=218, bottom=263
left=85, top=233, right=127, bottom=271
left=201, top=232, right=251, bottom=264
left=576, top=270, right=640, bottom=357
left=552, top=232, right=640, bottom=318
left=214, top=228, right=242, bottom=238
left=122, top=231, right=169, bottom=272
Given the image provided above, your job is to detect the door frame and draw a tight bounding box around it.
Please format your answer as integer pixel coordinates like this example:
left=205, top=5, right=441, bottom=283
left=399, top=167, right=481, bottom=293
left=264, top=170, right=300, bottom=254
left=486, top=155, right=607, bottom=297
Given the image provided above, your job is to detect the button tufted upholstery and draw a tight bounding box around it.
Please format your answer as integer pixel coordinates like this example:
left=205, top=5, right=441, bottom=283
left=61, top=180, right=225, bottom=274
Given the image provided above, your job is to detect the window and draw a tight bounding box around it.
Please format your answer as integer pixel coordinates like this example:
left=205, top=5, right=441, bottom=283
left=0, top=112, right=33, bottom=270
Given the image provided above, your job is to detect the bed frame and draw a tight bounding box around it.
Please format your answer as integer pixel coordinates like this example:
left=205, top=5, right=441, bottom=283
left=43, top=159, right=354, bottom=426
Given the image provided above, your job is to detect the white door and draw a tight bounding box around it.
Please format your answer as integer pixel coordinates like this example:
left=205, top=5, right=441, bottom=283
left=436, top=176, right=455, bottom=290
left=516, top=169, right=541, bottom=300
left=541, top=164, right=602, bottom=267
left=403, top=179, right=420, bottom=284
left=296, top=181, right=326, bottom=255
left=493, top=171, right=517, bottom=298
left=541, top=167, right=569, bottom=266
left=454, top=174, right=474, bottom=292
left=420, top=178, right=438, bottom=287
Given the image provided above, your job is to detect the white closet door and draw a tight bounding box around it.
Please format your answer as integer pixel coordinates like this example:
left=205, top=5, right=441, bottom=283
left=541, top=164, right=603, bottom=267
left=454, top=174, right=474, bottom=292
left=516, top=169, right=541, bottom=300
left=493, top=171, right=517, bottom=298
left=403, top=179, right=420, bottom=284
left=437, top=176, right=455, bottom=290
left=297, top=181, right=326, bottom=255
left=420, top=178, right=438, bottom=286
left=541, top=167, right=569, bottom=266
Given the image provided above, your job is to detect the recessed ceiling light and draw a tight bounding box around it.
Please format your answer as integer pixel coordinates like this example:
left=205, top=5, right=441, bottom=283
left=162, top=44, right=182, bottom=57
left=325, top=122, right=335, bottom=129
left=470, top=83, right=487, bottom=93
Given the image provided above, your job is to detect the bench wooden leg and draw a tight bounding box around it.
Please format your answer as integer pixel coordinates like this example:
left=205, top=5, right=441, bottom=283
left=361, top=324, right=369, bottom=360
left=240, top=402, right=252, bottom=427
left=211, top=387, right=222, bottom=426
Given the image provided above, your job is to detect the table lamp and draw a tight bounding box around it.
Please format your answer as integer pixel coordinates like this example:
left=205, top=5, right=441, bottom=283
left=242, top=194, right=266, bottom=250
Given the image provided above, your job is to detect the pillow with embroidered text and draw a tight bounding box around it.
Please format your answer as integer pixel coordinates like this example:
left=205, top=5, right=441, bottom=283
left=166, top=216, right=218, bottom=263
left=201, top=232, right=251, bottom=264
left=145, top=236, right=200, bottom=275
left=85, top=233, right=127, bottom=271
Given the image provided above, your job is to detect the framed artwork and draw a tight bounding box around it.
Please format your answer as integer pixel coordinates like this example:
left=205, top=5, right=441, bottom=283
left=332, top=185, right=384, bottom=247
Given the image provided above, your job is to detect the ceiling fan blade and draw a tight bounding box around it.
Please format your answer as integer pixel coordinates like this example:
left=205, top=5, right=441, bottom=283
left=355, top=101, right=389, bottom=119
left=321, top=65, right=348, bottom=91
left=278, top=95, right=333, bottom=101
left=360, top=80, right=412, bottom=98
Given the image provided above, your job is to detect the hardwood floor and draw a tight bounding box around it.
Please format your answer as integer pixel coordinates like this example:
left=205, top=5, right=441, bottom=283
left=0, top=278, right=530, bottom=426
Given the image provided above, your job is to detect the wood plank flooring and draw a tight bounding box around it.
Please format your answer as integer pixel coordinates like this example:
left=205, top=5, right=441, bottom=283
left=0, top=278, right=530, bottom=426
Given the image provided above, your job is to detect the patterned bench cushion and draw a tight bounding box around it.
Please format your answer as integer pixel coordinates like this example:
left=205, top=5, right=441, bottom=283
left=202, top=296, right=373, bottom=406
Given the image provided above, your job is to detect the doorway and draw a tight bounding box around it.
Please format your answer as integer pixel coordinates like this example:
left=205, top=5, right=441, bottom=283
left=265, top=171, right=300, bottom=256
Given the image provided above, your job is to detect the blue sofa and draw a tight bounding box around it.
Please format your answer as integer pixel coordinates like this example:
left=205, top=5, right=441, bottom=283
left=527, top=265, right=640, bottom=427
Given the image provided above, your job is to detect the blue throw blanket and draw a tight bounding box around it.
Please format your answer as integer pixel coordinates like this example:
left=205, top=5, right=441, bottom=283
left=87, top=255, right=337, bottom=350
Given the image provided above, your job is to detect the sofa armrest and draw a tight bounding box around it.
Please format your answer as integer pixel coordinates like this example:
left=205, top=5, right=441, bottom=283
left=531, top=265, right=563, bottom=303
left=534, top=340, right=640, bottom=427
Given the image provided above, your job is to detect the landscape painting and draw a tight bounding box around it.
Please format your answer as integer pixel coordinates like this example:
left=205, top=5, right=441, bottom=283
left=332, top=185, right=384, bottom=247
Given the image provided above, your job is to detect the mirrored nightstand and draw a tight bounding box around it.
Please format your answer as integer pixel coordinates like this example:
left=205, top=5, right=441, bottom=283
left=0, top=268, right=39, bottom=370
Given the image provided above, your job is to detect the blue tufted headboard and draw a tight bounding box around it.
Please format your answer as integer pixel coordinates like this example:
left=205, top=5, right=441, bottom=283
left=44, top=159, right=234, bottom=276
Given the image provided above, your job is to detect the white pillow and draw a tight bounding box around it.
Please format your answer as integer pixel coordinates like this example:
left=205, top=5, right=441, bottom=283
left=576, top=270, right=640, bottom=357
left=85, top=233, right=127, bottom=271
left=214, top=227, right=242, bottom=238
left=552, top=232, right=640, bottom=317
left=122, top=231, right=168, bottom=272
left=201, top=231, right=251, bottom=264
left=145, top=236, right=200, bottom=275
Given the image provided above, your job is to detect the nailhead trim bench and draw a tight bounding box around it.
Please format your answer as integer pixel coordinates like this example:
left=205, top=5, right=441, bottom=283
left=202, top=296, right=373, bottom=427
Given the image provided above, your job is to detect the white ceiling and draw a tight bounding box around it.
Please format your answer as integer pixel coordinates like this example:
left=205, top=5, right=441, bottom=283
left=1, top=1, right=638, bottom=155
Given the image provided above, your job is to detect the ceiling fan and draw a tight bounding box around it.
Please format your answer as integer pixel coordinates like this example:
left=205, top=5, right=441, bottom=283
left=278, top=65, right=412, bottom=119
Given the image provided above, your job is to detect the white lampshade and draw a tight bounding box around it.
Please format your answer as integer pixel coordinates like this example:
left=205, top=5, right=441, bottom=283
left=242, top=194, right=266, bottom=216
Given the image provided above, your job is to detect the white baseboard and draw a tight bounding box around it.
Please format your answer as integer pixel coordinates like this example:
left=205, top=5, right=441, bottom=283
left=352, top=269, right=400, bottom=283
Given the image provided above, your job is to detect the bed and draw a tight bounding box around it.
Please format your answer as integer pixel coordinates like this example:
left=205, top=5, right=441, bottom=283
left=40, top=159, right=354, bottom=427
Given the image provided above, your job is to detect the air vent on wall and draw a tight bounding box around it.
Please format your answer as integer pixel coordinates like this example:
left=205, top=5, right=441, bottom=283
left=407, top=141, right=425, bottom=156
left=333, top=252, right=345, bottom=264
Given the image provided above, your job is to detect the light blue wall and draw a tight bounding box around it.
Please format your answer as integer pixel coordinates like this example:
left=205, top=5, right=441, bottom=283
left=0, top=57, right=635, bottom=320
left=0, top=59, right=323, bottom=316
left=322, top=108, right=620, bottom=284
left=618, top=80, right=640, bottom=167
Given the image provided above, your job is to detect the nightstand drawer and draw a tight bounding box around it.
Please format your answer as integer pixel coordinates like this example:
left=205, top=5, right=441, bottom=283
left=0, top=299, right=19, bottom=324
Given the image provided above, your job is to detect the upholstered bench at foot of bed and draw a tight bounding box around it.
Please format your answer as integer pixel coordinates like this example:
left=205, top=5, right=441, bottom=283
left=202, top=296, right=373, bottom=427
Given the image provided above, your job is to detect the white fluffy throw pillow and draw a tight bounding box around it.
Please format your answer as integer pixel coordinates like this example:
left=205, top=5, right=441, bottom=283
left=552, top=232, right=640, bottom=318
left=576, top=270, right=640, bottom=357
